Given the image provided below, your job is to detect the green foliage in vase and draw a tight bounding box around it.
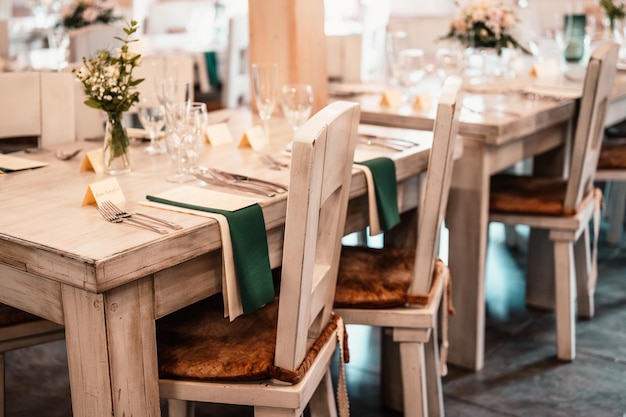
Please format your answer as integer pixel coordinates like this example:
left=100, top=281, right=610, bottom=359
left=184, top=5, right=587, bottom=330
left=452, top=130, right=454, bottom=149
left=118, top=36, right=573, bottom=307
left=61, top=0, right=120, bottom=30
left=600, top=0, right=626, bottom=33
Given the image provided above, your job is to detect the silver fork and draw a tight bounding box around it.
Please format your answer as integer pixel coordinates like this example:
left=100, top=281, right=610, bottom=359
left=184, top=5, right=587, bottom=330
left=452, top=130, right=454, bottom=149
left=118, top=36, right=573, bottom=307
left=102, top=201, right=183, bottom=230
left=261, top=154, right=290, bottom=170
left=97, top=205, right=169, bottom=234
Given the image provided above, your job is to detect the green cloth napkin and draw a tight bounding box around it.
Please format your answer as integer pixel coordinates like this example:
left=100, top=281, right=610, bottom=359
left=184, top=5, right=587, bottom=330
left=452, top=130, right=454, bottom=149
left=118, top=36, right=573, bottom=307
left=355, top=157, right=401, bottom=231
left=146, top=195, right=275, bottom=314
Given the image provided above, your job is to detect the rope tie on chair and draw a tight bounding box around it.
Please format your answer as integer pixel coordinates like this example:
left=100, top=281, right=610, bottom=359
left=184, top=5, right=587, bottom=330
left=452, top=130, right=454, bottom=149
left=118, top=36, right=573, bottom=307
left=588, top=188, right=603, bottom=295
left=439, top=267, right=454, bottom=377
left=336, top=316, right=350, bottom=417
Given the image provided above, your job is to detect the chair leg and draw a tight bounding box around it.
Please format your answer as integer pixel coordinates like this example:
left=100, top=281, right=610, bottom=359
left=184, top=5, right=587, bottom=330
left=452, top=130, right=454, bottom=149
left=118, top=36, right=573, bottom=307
left=424, top=326, right=444, bottom=417
left=553, top=240, right=576, bottom=361
left=399, top=342, right=428, bottom=417
left=168, top=399, right=194, bottom=417
left=574, top=226, right=594, bottom=319
left=607, top=182, right=626, bottom=246
left=308, top=370, right=337, bottom=417
left=254, top=406, right=299, bottom=417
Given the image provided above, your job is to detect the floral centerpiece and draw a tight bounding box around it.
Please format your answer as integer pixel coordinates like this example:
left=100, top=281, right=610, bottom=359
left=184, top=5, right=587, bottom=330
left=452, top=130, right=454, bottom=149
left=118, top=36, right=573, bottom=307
left=73, top=20, right=143, bottom=174
left=441, top=0, right=531, bottom=55
left=61, top=0, right=120, bottom=30
left=600, top=0, right=626, bottom=39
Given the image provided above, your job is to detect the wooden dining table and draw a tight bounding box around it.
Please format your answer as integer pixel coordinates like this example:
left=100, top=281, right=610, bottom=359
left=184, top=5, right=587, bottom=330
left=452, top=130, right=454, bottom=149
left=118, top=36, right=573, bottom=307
left=343, top=69, right=626, bottom=371
left=0, top=107, right=440, bottom=417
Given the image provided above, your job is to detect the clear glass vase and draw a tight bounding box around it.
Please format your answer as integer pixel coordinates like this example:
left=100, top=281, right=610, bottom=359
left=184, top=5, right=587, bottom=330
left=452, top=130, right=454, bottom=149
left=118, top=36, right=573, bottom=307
left=103, top=111, right=132, bottom=175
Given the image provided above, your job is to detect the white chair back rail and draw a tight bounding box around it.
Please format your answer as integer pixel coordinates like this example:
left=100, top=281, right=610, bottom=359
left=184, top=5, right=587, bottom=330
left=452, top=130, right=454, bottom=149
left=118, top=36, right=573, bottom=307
left=565, top=42, right=620, bottom=210
left=410, top=76, right=463, bottom=295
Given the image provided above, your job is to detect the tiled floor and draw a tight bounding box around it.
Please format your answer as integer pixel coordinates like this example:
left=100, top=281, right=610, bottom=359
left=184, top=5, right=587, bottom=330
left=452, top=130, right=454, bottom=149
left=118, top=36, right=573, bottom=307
left=5, top=220, right=626, bottom=417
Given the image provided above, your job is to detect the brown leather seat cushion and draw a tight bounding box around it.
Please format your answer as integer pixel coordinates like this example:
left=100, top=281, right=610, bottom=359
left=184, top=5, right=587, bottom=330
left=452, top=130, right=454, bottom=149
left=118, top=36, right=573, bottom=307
left=0, top=304, right=39, bottom=327
left=597, top=141, right=626, bottom=170
left=490, top=174, right=572, bottom=216
left=157, top=295, right=341, bottom=384
left=334, top=246, right=444, bottom=308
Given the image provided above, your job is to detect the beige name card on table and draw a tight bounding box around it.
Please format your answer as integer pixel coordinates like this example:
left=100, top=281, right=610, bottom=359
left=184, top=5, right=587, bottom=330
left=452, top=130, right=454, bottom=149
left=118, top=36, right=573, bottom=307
left=79, top=148, right=104, bottom=173
left=82, top=177, right=126, bottom=206
left=206, top=123, right=234, bottom=145
left=239, top=125, right=269, bottom=151
left=380, top=90, right=403, bottom=109
left=412, top=93, right=433, bottom=112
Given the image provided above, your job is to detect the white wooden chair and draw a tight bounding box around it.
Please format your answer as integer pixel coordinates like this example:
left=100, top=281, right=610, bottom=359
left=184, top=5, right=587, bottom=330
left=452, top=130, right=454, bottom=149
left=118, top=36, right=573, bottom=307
left=0, top=71, right=85, bottom=147
left=333, top=76, right=463, bottom=417
left=157, top=100, right=360, bottom=417
left=0, top=72, right=42, bottom=142
left=0, top=305, right=64, bottom=417
left=488, top=42, right=619, bottom=361
left=220, top=13, right=249, bottom=108
left=595, top=141, right=626, bottom=246
left=68, top=24, right=124, bottom=63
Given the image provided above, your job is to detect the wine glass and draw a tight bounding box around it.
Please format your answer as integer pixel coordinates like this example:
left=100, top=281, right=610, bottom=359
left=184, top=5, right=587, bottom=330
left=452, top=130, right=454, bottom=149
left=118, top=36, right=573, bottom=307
left=281, top=84, right=314, bottom=132
left=165, top=102, right=206, bottom=183
left=545, top=10, right=575, bottom=71
left=386, top=30, right=409, bottom=86
left=252, top=63, right=278, bottom=140
left=398, top=48, right=426, bottom=99
left=137, top=97, right=166, bottom=155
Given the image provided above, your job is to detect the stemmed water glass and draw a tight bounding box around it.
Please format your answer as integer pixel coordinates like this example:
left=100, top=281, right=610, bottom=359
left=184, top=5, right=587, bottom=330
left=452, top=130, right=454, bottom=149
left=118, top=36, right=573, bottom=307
left=137, top=97, right=166, bottom=155
left=281, top=84, right=314, bottom=132
left=398, top=48, right=426, bottom=100
left=386, top=30, right=409, bottom=86
left=252, top=63, right=278, bottom=140
left=165, top=102, right=207, bottom=183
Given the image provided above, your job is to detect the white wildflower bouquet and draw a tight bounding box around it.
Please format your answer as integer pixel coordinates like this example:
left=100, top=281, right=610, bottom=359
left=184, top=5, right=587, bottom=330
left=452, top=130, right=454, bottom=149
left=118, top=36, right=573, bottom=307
left=442, top=0, right=530, bottom=55
left=73, top=20, right=143, bottom=113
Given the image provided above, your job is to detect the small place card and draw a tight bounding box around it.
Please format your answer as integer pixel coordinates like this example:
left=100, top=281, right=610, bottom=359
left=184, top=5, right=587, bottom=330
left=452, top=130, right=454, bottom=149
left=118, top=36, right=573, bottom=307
left=79, top=149, right=104, bottom=173
left=206, top=123, right=234, bottom=145
left=239, top=125, right=269, bottom=151
left=379, top=90, right=403, bottom=108
left=412, top=93, right=433, bottom=112
left=82, top=177, right=126, bottom=206
left=529, top=59, right=560, bottom=83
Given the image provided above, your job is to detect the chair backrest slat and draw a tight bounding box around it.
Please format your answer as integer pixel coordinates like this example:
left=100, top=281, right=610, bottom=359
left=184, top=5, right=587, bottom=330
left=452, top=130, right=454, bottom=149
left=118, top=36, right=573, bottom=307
left=0, top=72, right=42, bottom=140
left=565, top=42, right=619, bottom=210
left=409, top=76, right=463, bottom=295
left=275, top=101, right=360, bottom=370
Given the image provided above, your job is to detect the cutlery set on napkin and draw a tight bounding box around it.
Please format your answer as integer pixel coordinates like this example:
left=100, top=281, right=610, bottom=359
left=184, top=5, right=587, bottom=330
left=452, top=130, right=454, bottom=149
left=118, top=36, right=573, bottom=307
left=192, top=166, right=288, bottom=197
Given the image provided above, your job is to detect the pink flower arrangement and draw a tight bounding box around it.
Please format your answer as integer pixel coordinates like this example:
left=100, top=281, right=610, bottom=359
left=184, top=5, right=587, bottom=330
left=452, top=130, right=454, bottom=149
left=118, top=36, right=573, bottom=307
left=442, top=0, right=530, bottom=55
left=61, top=0, right=120, bottom=30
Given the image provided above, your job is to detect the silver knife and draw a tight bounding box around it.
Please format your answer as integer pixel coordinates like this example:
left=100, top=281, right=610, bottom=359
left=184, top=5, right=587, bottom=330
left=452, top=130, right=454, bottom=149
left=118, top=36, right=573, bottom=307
left=193, top=173, right=277, bottom=197
left=213, top=169, right=288, bottom=193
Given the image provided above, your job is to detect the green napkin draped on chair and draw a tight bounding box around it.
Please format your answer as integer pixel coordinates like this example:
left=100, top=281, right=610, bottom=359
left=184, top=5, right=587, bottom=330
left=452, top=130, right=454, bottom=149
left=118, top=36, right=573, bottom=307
left=146, top=195, right=275, bottom=314
left=355, top=157, right=401, bottom=231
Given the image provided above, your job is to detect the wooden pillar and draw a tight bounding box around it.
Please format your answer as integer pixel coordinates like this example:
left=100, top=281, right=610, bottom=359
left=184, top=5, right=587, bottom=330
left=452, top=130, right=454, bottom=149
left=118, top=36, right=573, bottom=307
left=248, top=0, right=328, bottom=113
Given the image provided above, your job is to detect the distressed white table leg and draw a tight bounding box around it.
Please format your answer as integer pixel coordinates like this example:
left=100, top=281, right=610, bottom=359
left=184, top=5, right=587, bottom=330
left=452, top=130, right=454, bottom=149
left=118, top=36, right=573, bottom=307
left=61, top=285, right=113, bottom=417
left=104, top=277, right=160, bottom=417
left=446, top=139, right=489, bottom=371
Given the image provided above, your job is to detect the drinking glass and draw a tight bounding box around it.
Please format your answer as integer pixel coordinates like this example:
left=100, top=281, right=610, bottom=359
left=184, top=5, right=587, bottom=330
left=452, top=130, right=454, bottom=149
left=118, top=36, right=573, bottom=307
left=545, top=10, right=574, bottom=70
left=137, top=97, right=166, bottom=155
left=386, top=30, right=409, bottom=86
left=398, top=48, right=426, bottom=99
left=281, top=84, right=314, bottom=132
left=165, top=102, right=206, bottom=183
left=252, top=63, right=278, bottom=140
